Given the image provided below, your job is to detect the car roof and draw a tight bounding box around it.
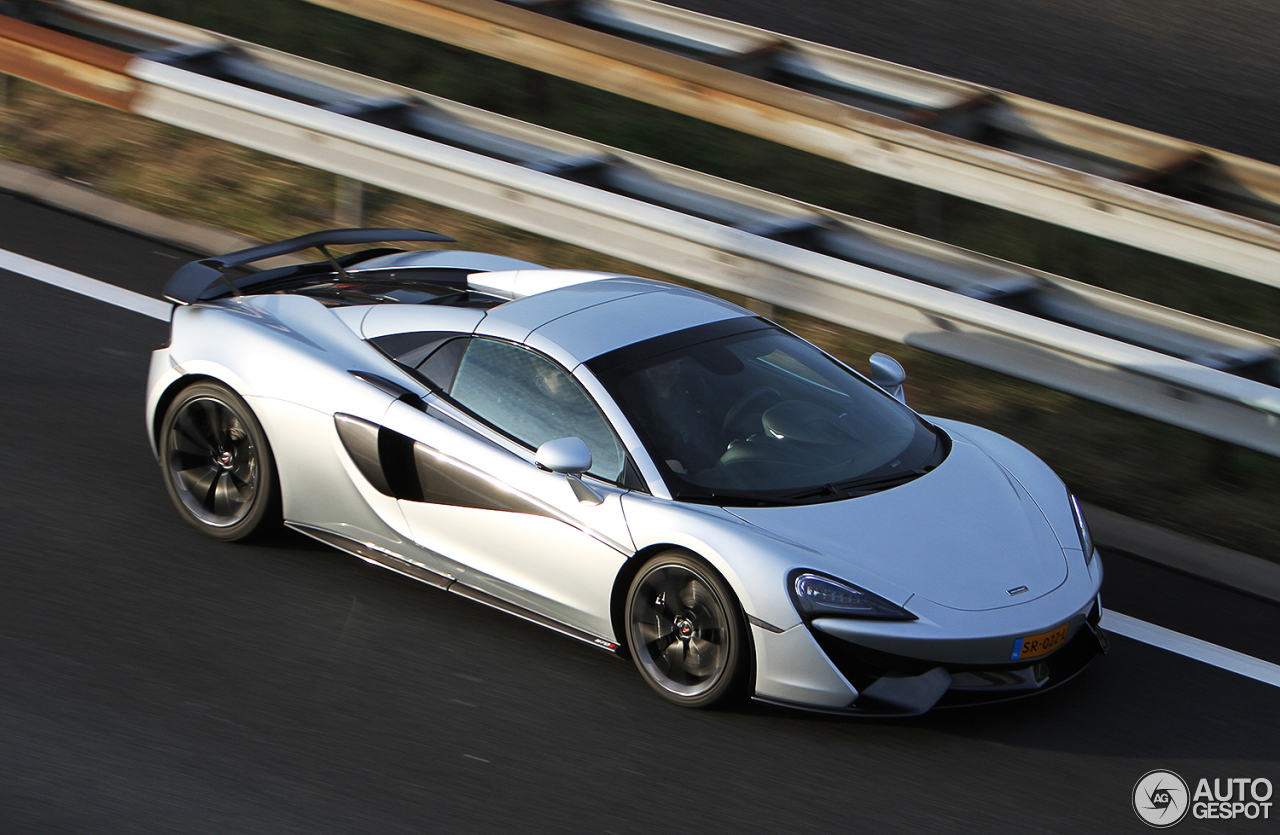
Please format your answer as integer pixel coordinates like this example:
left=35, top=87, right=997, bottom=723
left=519, top=285, right=753, bottom=368
left=359, top=271, right=755, bottom=368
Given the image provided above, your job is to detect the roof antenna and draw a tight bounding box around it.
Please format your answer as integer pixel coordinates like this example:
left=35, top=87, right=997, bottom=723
left=317, top=244, right=353, bottom=281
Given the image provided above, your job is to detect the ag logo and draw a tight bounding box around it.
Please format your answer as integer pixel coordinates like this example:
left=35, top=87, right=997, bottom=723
left=1134, top=770, right=1190, bottom=827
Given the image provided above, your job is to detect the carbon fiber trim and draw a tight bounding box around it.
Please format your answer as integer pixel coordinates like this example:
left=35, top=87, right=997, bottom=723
left=334, top=413, right=392, bottom=496
left=412, top=442, right=554, bottom=518
left=285, top=523, right=620, bottom=652
left=286, top=523, right=452, bottom=589
left=451, top=584, right=620, bottom=652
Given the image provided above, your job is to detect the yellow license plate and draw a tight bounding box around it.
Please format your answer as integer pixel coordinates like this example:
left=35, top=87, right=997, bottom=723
left=1011, top=623, right=1069, bottom=661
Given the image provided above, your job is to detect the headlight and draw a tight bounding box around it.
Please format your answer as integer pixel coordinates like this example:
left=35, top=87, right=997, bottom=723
left=789, top=571, right=916, bottom=620
left=1071, top=495, right=1096, bottom=565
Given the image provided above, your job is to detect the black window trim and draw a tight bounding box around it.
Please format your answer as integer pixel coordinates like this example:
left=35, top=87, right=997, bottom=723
left=369, top=330, right=464, bottom=373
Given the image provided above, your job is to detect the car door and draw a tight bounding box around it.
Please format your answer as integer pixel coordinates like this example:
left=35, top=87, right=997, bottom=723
left=380, top=336, right=637, bottom=642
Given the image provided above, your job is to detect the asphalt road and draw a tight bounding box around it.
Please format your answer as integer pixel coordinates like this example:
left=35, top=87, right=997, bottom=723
left=1, top=196, right=1278, bottom=833
left=664, top=0, right=1280, bottom=166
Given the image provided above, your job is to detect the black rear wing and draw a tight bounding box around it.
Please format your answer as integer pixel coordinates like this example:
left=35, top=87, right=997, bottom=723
left=163, top=228, right=456, bottom=304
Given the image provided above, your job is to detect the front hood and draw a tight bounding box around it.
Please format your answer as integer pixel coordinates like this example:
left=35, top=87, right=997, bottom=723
left=726, top=434, right=1069, bottom=611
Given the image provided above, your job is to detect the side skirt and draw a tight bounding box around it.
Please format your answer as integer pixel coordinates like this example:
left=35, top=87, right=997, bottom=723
left=286, top=522, right=622, bottom=654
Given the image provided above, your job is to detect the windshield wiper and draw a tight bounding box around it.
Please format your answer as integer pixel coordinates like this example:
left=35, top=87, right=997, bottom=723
left=779, top=467, right=933, bottom=503
left=835, top=467, right=932, bottom=492
left=680, top=491, right=813, bottom=507
left=774, top=482, right=844, bottom=503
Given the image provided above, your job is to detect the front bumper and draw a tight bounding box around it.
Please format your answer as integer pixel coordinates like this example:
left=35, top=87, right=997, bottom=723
left=754, top=597, right=1107, bottom=717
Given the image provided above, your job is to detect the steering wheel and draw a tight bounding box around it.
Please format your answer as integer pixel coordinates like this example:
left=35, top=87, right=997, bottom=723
left=720, top=386, right=782, bottom=440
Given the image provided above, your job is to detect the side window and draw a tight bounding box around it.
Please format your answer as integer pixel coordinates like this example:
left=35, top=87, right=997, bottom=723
left=449, top=338, right=627, bottom=483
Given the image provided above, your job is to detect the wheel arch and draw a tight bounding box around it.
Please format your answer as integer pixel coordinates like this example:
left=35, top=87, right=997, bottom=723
left=148, top=349, right=255, bottom=454
left=154, top=376, right=283, bottom=541
left=609, top=542, right=758, bottom=694
left=151, top=373, right=226, bottom=449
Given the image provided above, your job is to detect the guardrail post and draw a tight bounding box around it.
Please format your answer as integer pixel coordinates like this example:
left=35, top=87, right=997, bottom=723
left=741, top=296, right=778, bottom=319
left=335, top=175, right=363, bottom=227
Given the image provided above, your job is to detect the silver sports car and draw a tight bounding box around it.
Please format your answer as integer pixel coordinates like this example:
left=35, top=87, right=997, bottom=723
left=147, top=229, right=1106, bottom=714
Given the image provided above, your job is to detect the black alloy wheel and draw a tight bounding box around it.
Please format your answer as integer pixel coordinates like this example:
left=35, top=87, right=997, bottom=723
left=625, top=551, right=748, bottom=707
left=160, top=382, right=279, bottom=541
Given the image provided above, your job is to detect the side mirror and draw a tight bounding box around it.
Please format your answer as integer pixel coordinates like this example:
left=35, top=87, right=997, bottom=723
left=869, top=353, right=907, bottom=403
left=535, top=437, right=592, bottom=475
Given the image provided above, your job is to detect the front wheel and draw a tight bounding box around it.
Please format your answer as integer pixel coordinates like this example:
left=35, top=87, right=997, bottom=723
left=159, top=382, right=280, bottom=541
left=624, top=551, right=748, bottom=708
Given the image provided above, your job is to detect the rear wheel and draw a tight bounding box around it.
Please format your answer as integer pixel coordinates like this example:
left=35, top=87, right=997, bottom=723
left=625, top=551, right=748, bottom=708
left=160, top=382, right=279, bottom=541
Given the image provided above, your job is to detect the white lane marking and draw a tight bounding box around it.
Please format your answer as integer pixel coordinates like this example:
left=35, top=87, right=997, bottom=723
left=0, top=247, right=171, bottom=320
left=1102, top=609, right=1280, bottom=688
left=6, top=246, right=1279, bottom=692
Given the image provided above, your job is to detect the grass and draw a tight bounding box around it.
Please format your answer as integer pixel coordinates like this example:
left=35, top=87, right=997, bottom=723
left=1, top=75, right=1277, bottom=561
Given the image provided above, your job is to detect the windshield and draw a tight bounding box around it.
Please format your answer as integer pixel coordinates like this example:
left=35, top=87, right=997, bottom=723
left=590, top=321, right=943, bottom=504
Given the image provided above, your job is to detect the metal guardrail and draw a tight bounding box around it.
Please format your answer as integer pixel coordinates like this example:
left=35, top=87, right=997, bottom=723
left=270, top=0, right=1280, bottom=290
left=0, top=6, right=135, bottom=107
left=2, top=1, right=1279, bottom=457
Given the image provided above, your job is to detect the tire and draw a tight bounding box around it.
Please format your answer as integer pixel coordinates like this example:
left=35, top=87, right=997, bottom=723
left=624, top=551, right=748, bottom=708
left=159, top=382, right=280, bottom=542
